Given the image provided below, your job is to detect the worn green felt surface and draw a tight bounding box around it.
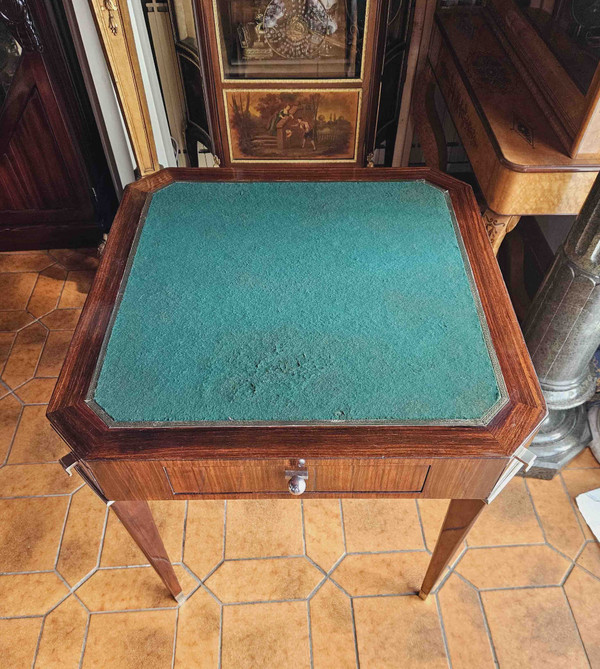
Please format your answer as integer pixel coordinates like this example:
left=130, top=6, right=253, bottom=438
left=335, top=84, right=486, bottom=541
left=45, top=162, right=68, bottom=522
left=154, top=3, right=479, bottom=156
left=93, top=180, right=501, bottom=423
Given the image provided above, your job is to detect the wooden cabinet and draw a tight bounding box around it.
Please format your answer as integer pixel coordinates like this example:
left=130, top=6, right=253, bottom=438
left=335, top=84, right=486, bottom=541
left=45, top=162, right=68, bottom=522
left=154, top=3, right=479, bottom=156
left=194, top=0, right=389, bottom=165
left=0, top=0, right=116, bottom=249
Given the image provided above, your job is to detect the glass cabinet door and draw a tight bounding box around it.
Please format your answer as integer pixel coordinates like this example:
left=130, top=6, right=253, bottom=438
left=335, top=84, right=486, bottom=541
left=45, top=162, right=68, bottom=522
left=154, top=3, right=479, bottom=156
left=213, top=0, right=368, bottom=79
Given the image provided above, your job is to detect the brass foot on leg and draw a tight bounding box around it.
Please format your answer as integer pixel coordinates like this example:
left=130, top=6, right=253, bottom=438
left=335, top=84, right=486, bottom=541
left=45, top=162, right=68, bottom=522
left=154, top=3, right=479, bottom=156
left=418, top=589, right=428, bottom=600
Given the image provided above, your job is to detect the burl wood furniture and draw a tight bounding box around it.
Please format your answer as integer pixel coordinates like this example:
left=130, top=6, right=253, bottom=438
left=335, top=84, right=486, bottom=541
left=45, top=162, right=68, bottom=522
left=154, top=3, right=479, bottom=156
left=413, top=0, right=600, bottom=254
left=47, top=167, right=545, bottom=601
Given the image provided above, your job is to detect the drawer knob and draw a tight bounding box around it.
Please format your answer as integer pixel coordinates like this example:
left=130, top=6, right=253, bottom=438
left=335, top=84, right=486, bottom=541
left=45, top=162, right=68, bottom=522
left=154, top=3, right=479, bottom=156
left=288, top=475, right=306, bottom=496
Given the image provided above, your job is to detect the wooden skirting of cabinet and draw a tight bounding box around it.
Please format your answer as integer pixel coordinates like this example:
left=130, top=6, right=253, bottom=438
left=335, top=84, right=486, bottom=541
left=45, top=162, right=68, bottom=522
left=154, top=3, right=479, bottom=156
left=84, top=456, right=508, bottom=501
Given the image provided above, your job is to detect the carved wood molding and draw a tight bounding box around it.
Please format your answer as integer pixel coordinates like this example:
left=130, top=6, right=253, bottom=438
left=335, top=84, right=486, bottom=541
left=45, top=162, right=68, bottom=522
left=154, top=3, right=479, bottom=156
left=87, top=0, right=160, bottom=176
left=482, top=209, right=520, bottom=256
left=0, top=0, right=42, bottom=52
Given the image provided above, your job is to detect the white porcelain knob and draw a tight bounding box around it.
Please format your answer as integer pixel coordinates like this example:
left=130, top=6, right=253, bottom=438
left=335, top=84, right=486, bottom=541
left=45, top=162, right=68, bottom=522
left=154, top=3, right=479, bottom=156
left=288, top=475, right=306, bottom=496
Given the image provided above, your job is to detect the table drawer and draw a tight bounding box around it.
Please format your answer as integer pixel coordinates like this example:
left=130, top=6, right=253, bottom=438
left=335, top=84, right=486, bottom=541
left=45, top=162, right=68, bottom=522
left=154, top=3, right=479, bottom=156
left=164, top=459, right=430, bottom=495
left=87, top=457, right=507, bottom=500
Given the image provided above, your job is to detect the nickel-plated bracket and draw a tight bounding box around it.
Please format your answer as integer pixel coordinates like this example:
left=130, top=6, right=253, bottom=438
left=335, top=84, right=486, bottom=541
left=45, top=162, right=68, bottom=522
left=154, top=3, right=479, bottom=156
left=485, top=445, right=536, bottom=504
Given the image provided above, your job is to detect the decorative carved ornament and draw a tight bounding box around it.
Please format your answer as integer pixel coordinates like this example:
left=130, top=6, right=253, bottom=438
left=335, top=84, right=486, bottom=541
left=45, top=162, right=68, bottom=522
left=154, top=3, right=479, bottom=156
left=0, top=0, right=42, bottom=52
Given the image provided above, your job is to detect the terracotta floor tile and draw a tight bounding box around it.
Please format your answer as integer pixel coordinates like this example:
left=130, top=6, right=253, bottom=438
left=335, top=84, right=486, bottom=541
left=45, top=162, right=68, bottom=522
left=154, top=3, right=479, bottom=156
left=416, top=499, right=449, bottom=551
left=50, top=248, right=99, bottom=271
left=309, top=580, right=356, bottom=669
left=27, top=266, right=67, bottom=318
left=174, top=588, right=221, bottom=668
left=527, top=477, right=586, bottom=558
left=354, top=595, right=447, bottom=669
left=9, top=404, right=66, bottom=463
left=59, top=271, right=93, bottom=309
left=576, top=541, right=600, bottom=578
left=438, top=574, right=495, bottom=669
left=206, top=557, right=322, bottom=602
left=0, top=250, right=52, bottom=272
left=0, top=394, right=21, bottom=462
left=0, top=572, right=68, bottom=616
left=221, top=601, right=310, bottom=669
left=76, top=564, right=196, bottom=611
left=456, top=545, right=570, bottom=589
left=303, top=499, right=345, bottom=571
left=562, top=469, right=600, bottom=539
left=36, top=595, right=88, bottom=669
left=0, top=380, right=9, bottom=399
left=0, top=272, right=37, bottom=310
left=0, top=496, right=69, bottom=572
left=36, top=330, right=73, bottom=378
left=82, top=610, right=176, bottom=669
left=57, top=485, right=106, bottom=586
left=342, top=499, right=423, bottom=552
left=564, top=565, right=600, bottom=667
left=0, top=310, right=34, bottom=331
left=15, top=377, right=57, bottom=405
left=0, top=331, right=14, bottom=367
left=101, top=501, right=186, bottom=567
left=184, top=500, right=225, bottom=580
left=1, top=322, right=47, bottom=389
left=225, top=499, right=303, bottom=558
left=482, top=587, right=588, bottom=669
left=0, top=617, right=43, bottom=668
left=565, top=447, right=599, bottom=469
left=41, top=308, right=82, bottom=330
left=332, top=552, right=430, bottom=596
left=467, top=478, right=544, bottom=546
left=0, top=463, right=79, bottom=497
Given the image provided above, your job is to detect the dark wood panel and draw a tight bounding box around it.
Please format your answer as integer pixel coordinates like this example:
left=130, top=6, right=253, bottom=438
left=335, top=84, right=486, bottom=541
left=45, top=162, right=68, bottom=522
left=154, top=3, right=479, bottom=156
left=0, top=0, right=112, bottom=250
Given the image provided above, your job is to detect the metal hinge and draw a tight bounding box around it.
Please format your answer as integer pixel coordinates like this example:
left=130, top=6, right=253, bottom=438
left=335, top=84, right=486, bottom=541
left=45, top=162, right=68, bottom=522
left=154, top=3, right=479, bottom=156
left=485, top=445, right=536, bottom=504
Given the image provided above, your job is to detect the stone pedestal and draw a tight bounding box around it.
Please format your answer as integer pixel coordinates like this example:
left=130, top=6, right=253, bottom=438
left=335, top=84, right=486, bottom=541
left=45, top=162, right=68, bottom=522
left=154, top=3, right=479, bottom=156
left=522, top=176, right=600, bottom=478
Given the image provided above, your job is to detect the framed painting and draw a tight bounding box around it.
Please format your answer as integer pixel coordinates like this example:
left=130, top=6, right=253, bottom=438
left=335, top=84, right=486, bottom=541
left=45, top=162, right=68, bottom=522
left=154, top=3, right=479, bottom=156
left=224, top=88, right=361, bottom=162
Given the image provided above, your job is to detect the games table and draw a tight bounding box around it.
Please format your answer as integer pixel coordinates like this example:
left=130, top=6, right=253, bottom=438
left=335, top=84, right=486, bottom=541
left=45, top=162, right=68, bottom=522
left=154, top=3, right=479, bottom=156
left=48, top=167, right=545, bottom=601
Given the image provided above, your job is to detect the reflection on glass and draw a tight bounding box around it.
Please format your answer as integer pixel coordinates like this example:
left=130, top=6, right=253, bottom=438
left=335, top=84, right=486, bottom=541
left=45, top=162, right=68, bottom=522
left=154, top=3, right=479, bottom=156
left=215, top=0, right=367, bottom=78
left=0, top=21, right=22, bottom=110
left=171, top=0, right=198, bottom=49
left=516, top=0, right=600, bottom=93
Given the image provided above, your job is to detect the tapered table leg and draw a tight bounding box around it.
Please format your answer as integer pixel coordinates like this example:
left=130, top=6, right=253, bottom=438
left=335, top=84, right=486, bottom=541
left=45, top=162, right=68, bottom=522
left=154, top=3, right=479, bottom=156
left=111, top=500, right=183, bottom=602
left=419, top=498, right=486, bottom=600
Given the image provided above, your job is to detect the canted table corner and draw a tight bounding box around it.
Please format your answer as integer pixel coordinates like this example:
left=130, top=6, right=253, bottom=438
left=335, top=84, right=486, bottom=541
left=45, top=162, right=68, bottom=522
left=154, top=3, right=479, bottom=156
left=47, top=167, right=545, bottom=601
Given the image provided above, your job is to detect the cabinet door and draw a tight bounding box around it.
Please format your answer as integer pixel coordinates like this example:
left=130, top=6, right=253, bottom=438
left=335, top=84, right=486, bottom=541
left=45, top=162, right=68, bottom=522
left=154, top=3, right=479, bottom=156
left=195, top=0, right=386, bottom=165
left=0, top=3, right=102, bottom=249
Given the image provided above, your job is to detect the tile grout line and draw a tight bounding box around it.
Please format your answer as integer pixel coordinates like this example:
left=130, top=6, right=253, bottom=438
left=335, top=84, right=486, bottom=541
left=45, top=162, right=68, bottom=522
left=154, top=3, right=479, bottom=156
left=53, top=489, right=76, bottom=571
left=78, top=611, right=91, bottom=669
left=349, top=597, right=360, bottom=669
left=1, top=399, right=23, bottom=467
left=558, top=472, right=589, bottom=537
left=171, top=606, right=179, bottom=669
left=181, top=500, right=189, bottom=564
left=476, top=588, right=501, bottom=668
left=434, top=592, right=453, bottom=669
left=30, top=612, right=46, bottom=669
left=560, top=583, right=593, bottom=667
left=339, top=499, right=348, bottom=553
left=306, top=599, right=315, bottom=669
left=414, top=499, right=429, bottom=550
left=300, top=499, right=308, bottom=557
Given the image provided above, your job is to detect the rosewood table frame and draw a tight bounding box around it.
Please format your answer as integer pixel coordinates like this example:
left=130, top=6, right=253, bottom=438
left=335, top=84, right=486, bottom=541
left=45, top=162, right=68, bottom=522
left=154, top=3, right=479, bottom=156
left=48, top=167, right=545, bottom=601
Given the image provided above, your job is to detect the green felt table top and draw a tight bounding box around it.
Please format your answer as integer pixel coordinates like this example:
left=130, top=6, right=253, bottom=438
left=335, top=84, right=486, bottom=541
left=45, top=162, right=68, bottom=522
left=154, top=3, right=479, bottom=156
left=92, top=180, right=503, bottom=424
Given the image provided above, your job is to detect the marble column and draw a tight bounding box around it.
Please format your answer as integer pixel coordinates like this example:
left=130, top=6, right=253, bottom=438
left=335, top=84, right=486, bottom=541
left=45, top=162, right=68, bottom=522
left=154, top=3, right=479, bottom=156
left=522, top=176, right=600, bottom=478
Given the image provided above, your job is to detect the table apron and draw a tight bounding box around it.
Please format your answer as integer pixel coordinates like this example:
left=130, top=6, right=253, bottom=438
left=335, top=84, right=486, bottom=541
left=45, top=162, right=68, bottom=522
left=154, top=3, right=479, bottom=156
left=81, top=456, right=509, bottom=501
